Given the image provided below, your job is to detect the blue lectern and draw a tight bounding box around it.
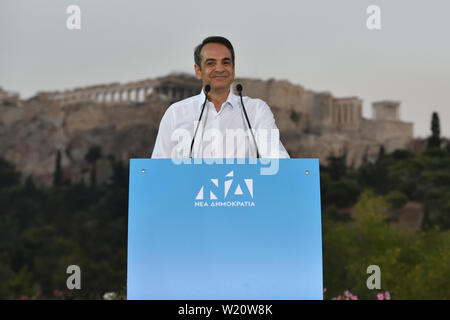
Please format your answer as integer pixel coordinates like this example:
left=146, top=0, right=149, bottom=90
left=127, top=159, right=323, bottom=300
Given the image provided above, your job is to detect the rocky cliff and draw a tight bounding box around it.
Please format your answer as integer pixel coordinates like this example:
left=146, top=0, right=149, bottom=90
left=0, top=98, right=167, bottom=186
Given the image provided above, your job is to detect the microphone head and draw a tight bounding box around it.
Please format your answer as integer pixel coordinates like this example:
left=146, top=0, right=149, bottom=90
left=204, top=84, right=211, bottom=93
left=236, top=84, right=243, bottom=93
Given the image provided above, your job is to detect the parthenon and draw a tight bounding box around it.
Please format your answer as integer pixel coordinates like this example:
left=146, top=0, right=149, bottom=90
left=32, top=73, right=202, bottom=106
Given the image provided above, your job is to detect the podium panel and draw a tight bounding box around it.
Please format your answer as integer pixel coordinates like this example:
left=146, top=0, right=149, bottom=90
left=127, top=159, right=323, bottom=299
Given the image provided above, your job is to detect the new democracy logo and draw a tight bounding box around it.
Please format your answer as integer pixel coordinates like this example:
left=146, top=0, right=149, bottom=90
left=194, top=170, right=255, bottom=207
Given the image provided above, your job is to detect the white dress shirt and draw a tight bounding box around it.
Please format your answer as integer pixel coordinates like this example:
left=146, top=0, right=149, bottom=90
left=151, top=89, right=290, bottom=158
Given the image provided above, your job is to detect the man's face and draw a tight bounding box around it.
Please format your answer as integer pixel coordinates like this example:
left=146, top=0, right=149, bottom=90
left=194, top=42, right=235, bottom=92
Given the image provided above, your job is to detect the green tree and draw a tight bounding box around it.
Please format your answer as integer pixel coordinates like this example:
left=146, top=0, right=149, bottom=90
left=326, top=153, right=347, bottom=181
left=110, top=160, right=128, bottom=189
left=85, top=146, right=102, bottom=187
left=53, top=150, right=63, bottom=186
left=377, top=145, right=385, bottom=163
left=0, top=157, right=20, bottom=189
left=385, top=190, right=408, bottom=209
left=290, top=110, right=300, bottom=124
left=323, top=179, right=361, bottom=208
left=428, top=112, right=441, bottom=149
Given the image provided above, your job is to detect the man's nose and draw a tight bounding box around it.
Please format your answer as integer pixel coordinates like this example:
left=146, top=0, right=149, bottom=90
left=215, top=63, right=225, bottom=72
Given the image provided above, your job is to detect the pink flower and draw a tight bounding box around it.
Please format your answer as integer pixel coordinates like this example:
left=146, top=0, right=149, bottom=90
left=19, top=295, right=28, bottom=300
left=384, top=291, right=391, bottom=300
left=331, top=290, right=359, bottom=300
left=377, top=293, right=384, bottom=300
left=53, top=289, right=63, bottom=298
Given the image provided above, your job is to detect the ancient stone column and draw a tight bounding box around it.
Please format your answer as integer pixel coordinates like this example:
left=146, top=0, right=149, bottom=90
left=143, top=87, right=148, bottom=102
left=331, top=105, right=336, bottom=125
left=352, top=105, right=355, bottom=125
left=137, top=88, right=141, bottom=102
left=350, top=105, right=354, bottom=124
left=344, top=105, right=348, bottom=124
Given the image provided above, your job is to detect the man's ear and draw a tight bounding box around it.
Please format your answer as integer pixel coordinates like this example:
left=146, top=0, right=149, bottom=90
left=194, top=64, right=202, bottom=80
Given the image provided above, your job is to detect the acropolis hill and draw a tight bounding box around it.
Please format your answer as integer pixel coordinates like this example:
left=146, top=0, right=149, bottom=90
left=0, top=73, right=413, bottom=186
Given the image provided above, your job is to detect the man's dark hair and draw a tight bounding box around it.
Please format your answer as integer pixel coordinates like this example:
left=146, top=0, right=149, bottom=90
left=194, top=36, right=235, bottom=69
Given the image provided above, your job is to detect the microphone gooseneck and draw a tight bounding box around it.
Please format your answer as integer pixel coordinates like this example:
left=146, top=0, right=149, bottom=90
left=237, top=84, right=261, bottom=158
left=190, top=85, right=211, bottom=158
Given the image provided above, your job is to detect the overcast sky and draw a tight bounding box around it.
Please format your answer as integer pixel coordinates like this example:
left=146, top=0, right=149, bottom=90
left=1, top=0, right=449, bottom=137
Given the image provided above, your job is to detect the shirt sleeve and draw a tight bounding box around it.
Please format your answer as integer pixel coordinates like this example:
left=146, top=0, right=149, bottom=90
left=151, top=106, right=175, bottom=158
left=254, top=100, right=290, bottom=158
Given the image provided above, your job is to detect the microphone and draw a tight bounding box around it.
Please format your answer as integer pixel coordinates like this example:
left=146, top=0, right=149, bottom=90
left=190, top=84, right=211, bottom=158
left=236, top=84, right=260, bottom=158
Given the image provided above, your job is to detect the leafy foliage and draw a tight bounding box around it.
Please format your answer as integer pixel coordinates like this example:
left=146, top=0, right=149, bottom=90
left=428, top=112, right=441, bottom=149
left=0, top=157, right=128, bottom=299
left=0, top=132, right=449, bottom=299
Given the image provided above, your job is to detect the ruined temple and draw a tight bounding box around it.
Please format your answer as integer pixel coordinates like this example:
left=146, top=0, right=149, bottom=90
left=32, top=73, right=202, bottom=106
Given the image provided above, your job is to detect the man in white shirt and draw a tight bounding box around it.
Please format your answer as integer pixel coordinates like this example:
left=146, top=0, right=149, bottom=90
left=151, top=36, right=290, bottom=159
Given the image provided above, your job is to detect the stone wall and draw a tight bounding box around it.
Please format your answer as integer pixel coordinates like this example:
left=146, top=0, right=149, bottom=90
left=362, top=119, right=414, bottom=153
left=233, top=78, right=314, bottom=114
left=0, top=87, right=20, bottom=106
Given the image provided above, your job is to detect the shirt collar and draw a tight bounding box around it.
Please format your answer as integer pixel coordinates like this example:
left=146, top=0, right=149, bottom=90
left=197, top=88, right=240, bottom=112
